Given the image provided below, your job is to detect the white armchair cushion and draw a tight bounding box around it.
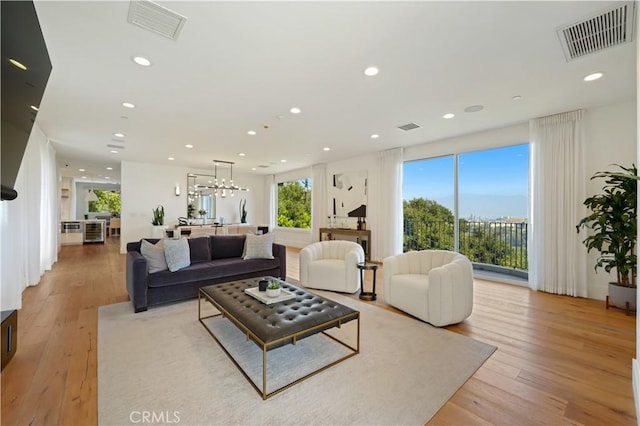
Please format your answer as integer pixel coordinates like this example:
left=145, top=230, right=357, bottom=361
left=300, top=240, right=364, bottom=293
left=383, top=250, right=473, bottom=327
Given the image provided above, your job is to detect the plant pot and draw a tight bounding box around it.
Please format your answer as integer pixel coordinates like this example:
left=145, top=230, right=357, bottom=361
left=151, top=225, right=168, bottom=239
left=266, top=288, right=281, bottom=298
left=607, top=283, right=636, bottom=312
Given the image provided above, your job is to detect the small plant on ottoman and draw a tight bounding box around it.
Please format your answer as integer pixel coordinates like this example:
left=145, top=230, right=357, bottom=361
left=266, top=281, right=281, bottom=298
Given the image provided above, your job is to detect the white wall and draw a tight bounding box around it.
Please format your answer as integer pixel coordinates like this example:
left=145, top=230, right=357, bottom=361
left=120, top=161, right=264, bottom=253
left=583, top=100, right=637, bottom=300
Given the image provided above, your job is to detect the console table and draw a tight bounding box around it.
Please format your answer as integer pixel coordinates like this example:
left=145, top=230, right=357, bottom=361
left=319, top=228, right=371, bottom=261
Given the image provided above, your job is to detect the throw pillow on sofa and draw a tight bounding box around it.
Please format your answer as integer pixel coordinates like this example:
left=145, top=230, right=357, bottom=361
left=164, top=238, right=191, bottom=272
left=140, top=239, right=168, bottom=274
left=243, top=233, right=274, bottom=260
left=188, top=236, right=211, bottom=263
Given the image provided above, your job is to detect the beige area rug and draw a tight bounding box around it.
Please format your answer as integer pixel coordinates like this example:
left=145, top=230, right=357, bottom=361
left=98, top=292, right=495, bottom=425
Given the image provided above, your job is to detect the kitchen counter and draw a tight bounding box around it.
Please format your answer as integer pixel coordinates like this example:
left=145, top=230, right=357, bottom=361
left=60, top=220, right=106, bottom=245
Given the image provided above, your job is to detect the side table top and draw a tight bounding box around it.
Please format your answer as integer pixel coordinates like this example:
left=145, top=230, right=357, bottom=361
left=357, top=262, right=379, bottom=270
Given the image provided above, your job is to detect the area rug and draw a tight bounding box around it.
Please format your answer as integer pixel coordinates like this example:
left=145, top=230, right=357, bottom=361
left=98, top=292, right=495, bottom=425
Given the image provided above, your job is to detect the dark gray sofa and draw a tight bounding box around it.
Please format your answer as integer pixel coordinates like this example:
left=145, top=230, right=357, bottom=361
left=126, top=234, right=286, bottom=313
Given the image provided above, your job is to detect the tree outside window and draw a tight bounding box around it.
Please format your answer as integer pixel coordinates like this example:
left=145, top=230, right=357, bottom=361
left=277, top=179, right=312, bottom=229
left=88, top=190, right=121, bottom=214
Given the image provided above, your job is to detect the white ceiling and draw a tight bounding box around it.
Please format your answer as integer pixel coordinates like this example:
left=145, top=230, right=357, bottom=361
left=34, top=1, right=637, bottom=185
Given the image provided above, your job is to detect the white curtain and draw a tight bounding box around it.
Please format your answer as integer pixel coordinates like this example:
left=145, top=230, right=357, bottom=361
left=40, top=140, right=58, bottom=270
left=529, top=109, right=587, bottom=296
left=376, top=148, right=403, bottom=260
left=311, top=163, right=327, bottom=241
left=1, top=125, right=58, bottom=310
left=263, top=174, right=276, bottom=229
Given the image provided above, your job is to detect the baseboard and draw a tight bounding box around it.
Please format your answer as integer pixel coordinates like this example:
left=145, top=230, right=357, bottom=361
left=633, top=358, right=640, bottom=421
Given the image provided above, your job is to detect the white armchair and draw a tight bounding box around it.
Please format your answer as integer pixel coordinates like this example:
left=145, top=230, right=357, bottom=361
left=383, top=250, right=473, bottom=327
left=299, top=241, right=365, bottom=293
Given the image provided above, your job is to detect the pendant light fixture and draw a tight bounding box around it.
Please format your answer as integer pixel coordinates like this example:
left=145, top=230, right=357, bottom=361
left=211, top=160, right=249, bottom=198
left=85, top=181, right=98, bottom=202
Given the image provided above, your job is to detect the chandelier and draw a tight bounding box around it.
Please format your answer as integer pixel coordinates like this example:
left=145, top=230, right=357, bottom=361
left=211, top=160, right=249, bottom=197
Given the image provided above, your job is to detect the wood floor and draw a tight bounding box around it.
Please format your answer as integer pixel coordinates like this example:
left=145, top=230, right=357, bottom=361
left=1, top=238, right=636, bottom=425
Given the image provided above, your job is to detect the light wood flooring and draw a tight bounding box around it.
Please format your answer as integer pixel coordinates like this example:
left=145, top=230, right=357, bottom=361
left=1, top=237, right=636, bottom=425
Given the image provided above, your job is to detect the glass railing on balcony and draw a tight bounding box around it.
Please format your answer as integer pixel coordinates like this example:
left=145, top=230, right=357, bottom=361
left=403, top=219, right=528, bottom=274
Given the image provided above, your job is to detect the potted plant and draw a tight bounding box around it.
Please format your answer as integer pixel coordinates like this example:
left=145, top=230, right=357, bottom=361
left=152, top=205, right=165, bottom=226
left=266, top=280, right=281, bottom=298
left=576, top=164, right=637, bottom=312
left=198, top=209, right=207, bottom=225
left=239, top=199, right=247, bottom=224
left=151, top=205, right=167, bottom=238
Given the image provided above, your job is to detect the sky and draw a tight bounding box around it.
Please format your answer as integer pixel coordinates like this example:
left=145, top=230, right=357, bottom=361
left=403, top=144, right=529, bottom=219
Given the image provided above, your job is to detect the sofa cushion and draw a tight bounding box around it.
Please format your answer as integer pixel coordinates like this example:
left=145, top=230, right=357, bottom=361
left=188, top=237, right=211, bottom=263
left=147, top=257, right=281, bottom=288
left=210, top=235, right=246, bottom=259
left=164, top=238, right=191, bottom=272
left=140, top=239, right=168, bottom=274
left=243, top=233, right=275, bottom=260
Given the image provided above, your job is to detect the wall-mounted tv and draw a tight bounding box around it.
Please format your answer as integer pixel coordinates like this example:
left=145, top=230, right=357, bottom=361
left=1, top=1, right=52, bottom=201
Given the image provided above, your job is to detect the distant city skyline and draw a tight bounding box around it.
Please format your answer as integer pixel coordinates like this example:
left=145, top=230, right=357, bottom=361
left=403, top=144, right=529, bottom=219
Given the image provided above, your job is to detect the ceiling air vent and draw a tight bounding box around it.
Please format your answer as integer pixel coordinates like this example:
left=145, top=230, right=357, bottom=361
left=107, top=144, right=125, bottom=150
left=557, top=2, right=635, bottom=61
left=127, top=0, right=187, bottom=41
left=258, top=165, right=270, bottom=168
left=397, top=122, right=421, bottom=132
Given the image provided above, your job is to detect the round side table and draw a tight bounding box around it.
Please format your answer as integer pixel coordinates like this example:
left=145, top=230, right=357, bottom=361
left=357, top=262, right=379, bottom=301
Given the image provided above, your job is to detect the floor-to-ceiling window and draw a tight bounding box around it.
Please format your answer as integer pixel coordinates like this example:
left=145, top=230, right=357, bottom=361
left=403, top=155, right=454, bottom=251
left=403, top=143, right=529, bottom=277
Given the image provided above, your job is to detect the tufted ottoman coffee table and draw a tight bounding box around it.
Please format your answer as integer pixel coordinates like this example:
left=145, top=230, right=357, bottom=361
left=198, top=277, right=360, bottom=399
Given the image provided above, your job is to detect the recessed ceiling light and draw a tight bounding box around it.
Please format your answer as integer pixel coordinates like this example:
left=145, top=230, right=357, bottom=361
left=30, top=105, right=39, bottom=111
left=281, top=159, right=287, bottom=163
left=79, top=168, right=85, bottom=172
left=363, top=66, right=379, bottom=77
left=512, top=95, right=522, bottom=101
left=110, top=150, right=119, bottom=154
left=239, top=152, right=246, bottom=157
left=290, top=107, right=301, bottom=114
left=113, top=132, right=125, bottom=138
left=251, top=167, right=257, bottom=171
left=323, top=147, right=331, bottom=151
left=370, top=134, right=380, bottom=139
left=185, top=144, right=193, bottom=148
left=442, top=113, right=455, bottom=119
left=105, top=176, right=110, bottom=179
left=168, top=157, right=175, bottom=161
left=81, top=176, right=87, bottom=179
left=247, top=130, right=256, bottom=135
left=106, top=167, right=113, bottom=170
left=122, top=102, right=135, bottom=108
left=584, top=72, right=603, bottom=82
left=464, top=105, right=484, bottom=113
left=133, top=56, right=152, bottom=67
left=9, top=58, right=27, bottom=70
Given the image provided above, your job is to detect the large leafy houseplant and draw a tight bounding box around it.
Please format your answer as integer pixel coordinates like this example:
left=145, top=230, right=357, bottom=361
left=576, top=164, right=637, bottom=288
